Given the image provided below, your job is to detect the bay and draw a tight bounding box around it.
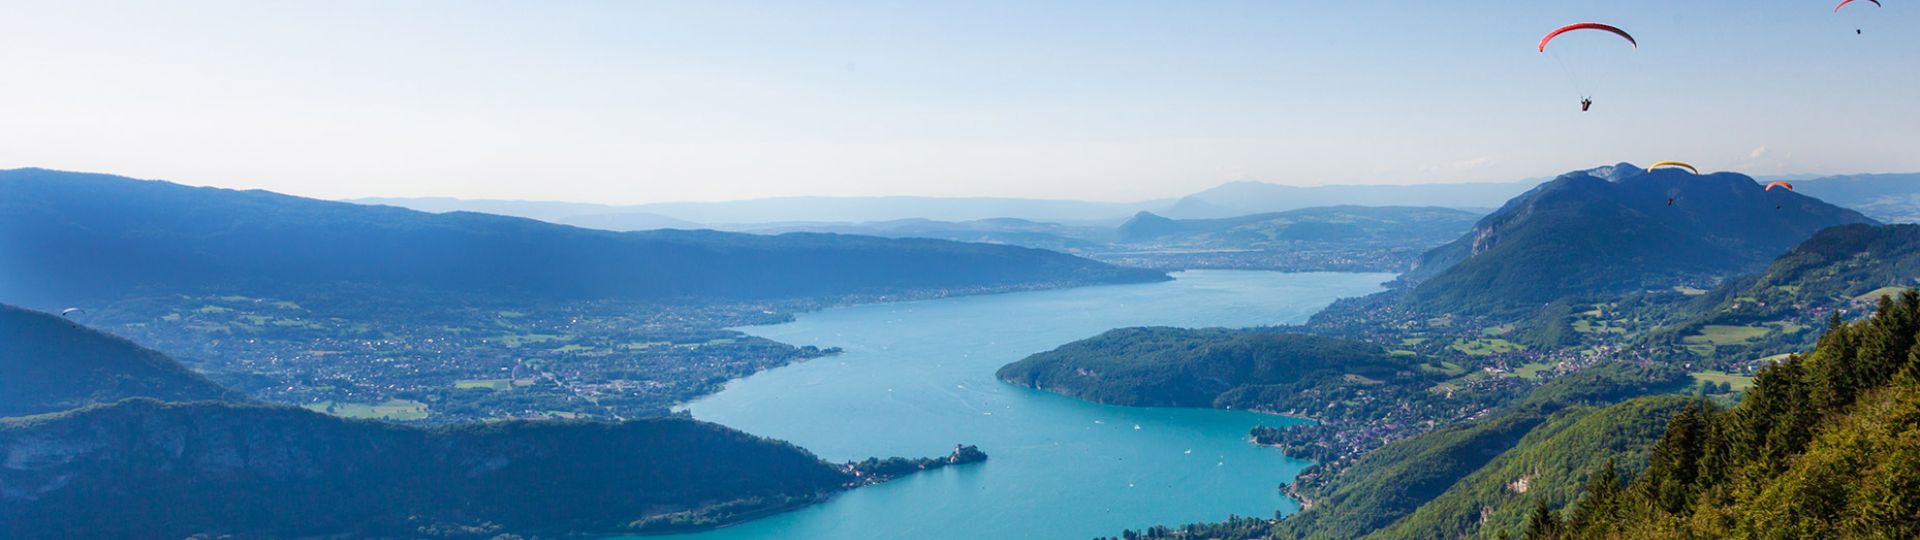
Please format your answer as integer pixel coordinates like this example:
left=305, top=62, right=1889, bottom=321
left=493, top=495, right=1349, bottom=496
left=652, top=270, right=1392, bottom=539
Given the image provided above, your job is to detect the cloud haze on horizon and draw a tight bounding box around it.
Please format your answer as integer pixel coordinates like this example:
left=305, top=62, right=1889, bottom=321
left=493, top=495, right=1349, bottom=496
left=1, top=0, right=1915, bottom=204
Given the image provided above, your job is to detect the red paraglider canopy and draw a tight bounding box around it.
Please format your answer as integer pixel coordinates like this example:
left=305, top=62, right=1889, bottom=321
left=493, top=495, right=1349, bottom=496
left=1836, top=0, right=1882, bottom=13
left=1539, top=23, right=1638, bottom=52
left=1766, top=181, right=1795, bottom=192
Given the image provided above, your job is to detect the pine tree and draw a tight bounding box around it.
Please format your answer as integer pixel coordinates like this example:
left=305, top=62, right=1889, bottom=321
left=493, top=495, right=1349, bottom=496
left=1522, top=498, right=1560, bottom=540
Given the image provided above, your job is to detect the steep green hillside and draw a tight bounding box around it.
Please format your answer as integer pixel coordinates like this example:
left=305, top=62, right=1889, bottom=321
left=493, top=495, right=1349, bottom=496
left=1403, top=164, right=1872, bottom=315
left=1540, top=291, right=1920, bottom=539
left=1270, top=364, right=1688, bottom=539
left=996, top=327, right=1432, bottom=411
left=0, top=168, right=1164, bottom=309
left=0, top=399, right=977, bottom=539
left=0, top=303, right=240, bottom=417
left=1367, top=396, right=1689, bottom=539
left=1654, top=223, right=1920, bottom=358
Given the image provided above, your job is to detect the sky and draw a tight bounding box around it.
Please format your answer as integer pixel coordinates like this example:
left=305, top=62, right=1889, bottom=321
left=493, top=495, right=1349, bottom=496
left=1, top=1, right=1915, bottom=204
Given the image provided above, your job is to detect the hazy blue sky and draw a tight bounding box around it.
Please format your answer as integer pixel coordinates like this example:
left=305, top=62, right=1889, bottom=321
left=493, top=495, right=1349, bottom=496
left=2, top=1, right=1914, bottom=203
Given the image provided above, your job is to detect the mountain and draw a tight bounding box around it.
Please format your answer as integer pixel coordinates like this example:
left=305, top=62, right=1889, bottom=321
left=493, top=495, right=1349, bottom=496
left=0, top=303, right=240, bottom=417
left=1401, top=164, right=1874, bottom=315
left=1115, top=206, right=1480, bottom=246
left=1791, top=172, right=1920, bottom=223
left=0, top=168, right=1165, bottom=309
left=1546, top=292, right=1920, bottom=539
left=1161, top=181, right=1533, bottom=219
left=0, top=399, right=864, bottom=538
left=996, top=327, right=1433, bottom=410
left=351, top=197, right=703, bottom=229
left=359, top=195, right=1164, bottom=226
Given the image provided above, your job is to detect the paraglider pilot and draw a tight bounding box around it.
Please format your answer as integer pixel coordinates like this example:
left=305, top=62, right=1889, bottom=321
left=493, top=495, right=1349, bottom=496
left=1581, top=97, right=1592, bottom=112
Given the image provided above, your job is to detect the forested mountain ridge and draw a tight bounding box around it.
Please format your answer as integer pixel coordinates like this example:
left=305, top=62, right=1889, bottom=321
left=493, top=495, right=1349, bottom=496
left=0, top=168, right=1164, bottom=309
left=0, top=399, right=858, bottom=539
left=1400, top=164, right=1873, bottom=315
left=0, top=303, right=241, bottom=417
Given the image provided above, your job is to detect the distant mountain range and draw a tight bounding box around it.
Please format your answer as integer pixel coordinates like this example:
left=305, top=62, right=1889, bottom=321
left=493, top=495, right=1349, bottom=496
left=1787, top=173, right=1920, bottom=223
left=356, top=195, right=1164, bottom=228
left=0, top=168, right=1163, bottom=310
left=1401, top=164, right=1874, bottom=315
left=1159, top=180, right=1535, bottom=219
left=353, top=172, right=1920, bottom=237
left=0, top=303, right=242, bottom=417
left=352, top=180, right=1537, bottom=229
left=1115, top=206, right=1480, bottom=246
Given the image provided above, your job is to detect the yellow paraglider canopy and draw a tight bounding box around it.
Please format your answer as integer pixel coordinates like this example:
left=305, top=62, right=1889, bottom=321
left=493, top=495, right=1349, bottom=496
left=1647, top=161, right=1699, bottom=174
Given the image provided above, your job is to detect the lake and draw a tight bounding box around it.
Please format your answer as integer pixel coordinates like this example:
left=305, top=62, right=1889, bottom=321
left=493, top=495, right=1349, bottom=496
left=654, top=270, right=1393, bottom=540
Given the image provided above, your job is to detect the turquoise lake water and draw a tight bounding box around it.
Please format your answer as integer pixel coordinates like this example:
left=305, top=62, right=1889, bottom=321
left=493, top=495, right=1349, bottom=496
left=652, top=270, right=1392, bottom=539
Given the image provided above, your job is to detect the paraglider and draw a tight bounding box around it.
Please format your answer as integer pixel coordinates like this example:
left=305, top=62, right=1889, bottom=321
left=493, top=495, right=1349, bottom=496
left=1539, top=23, right=1637, bottom=111
left=1647, top=161, right=1700, bottom=175
left=1835, top=0, right=1881, bottom=12
left=1836, top=0, right=1881, bottom=34
left=1538, top=23, right=1639, bottom=52
left=60, top=308, right=82, bottom=318
left=1767, top=181, right=1794, bottom=209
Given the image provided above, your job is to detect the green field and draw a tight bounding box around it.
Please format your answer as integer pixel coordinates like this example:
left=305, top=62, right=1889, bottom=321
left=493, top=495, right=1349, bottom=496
left=1343, top=373, right=1386, bottom=385
left=455, top=378, right=535, bottom=391
left=1400, top=337, right=1428, bottom=346
left=1417, top=360, right=1468, bottom=377
left=1673, top=285, right=1709, bottom=296
left=1692, top=370, right=1756, bottom=392
left=1512, top=361, right=1554, bottom=380
left=495, top=333, right=567, bottom=347
left=1854, top=286, right=1913, bottom=303
left=1450, top=338, right=1523, bottom=356
left=1683, top=324, right=1771, bottom=346
left=303, top=399, right=430, bottom=421
left=1572, top=319, right=1627, bottom=334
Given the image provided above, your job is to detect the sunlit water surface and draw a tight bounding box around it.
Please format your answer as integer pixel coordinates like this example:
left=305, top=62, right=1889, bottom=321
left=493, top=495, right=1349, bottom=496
left=646, top=270, right=1392, bottom=540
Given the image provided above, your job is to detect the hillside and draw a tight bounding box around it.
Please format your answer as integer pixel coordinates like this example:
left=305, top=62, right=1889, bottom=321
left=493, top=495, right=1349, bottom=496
left=1652, top=223, right=1920, bottom=359
left=996, top=327, right=1432, bottom=411
left=1366, top=396, right=1690, bottom=539
left=1540, top=291, right=1920, bottom=539
left=1269, top=364, right=1689, bottom=539
left=0, top=399, right=978, bottom=539
left=1402, top=164, right=1873, bottom=315
left=0, top=303, right=240, bottom=417
left=0, top=168, right=1165, bottom=309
